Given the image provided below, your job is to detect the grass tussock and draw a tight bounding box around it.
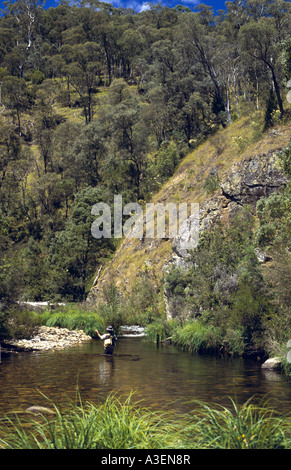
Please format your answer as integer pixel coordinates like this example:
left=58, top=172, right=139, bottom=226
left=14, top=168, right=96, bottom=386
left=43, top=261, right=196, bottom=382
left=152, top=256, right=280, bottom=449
left=186, top=397, right=291, bottom=449
left=171, top=321, right=223, bottom=354
left=0, top=392, right=291, bottom=449
left=0, top=393, right=183, bottom=450
left=40, top=304, right=105, bottom=337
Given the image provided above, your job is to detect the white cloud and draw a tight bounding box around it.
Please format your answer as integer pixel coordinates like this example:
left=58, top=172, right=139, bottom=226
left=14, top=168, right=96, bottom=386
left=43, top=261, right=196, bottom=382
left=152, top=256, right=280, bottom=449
left=139, top=2, right=150, bottom=11
left=174, top=0, right=200, bottom=4
left=112, top=0, right=150, bottom=11
left=101, top=0, right=199, bottom=11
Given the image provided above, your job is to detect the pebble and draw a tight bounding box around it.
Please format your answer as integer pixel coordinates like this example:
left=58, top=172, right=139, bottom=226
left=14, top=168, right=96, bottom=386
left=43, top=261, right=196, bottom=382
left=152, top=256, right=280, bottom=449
left=6, top=326, right=92, bottom=351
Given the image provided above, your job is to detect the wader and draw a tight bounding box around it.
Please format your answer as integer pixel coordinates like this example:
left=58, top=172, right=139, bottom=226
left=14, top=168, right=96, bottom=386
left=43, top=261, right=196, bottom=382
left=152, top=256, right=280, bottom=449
left=104, top=337, right=114, bottom=355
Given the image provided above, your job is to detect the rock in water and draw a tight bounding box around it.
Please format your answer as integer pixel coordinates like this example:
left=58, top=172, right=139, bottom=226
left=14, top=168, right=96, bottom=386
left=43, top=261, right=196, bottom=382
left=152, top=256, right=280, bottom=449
left=261, top=357, right=282, bottom=370
left=25, top=406, right=55, bottom=415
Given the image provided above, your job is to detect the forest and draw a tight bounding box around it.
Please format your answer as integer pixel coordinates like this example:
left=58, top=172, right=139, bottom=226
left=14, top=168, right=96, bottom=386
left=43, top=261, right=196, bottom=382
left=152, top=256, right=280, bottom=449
left=1, top=1, right=291, bottom=452
left=0, top=0, right=290, bottom=328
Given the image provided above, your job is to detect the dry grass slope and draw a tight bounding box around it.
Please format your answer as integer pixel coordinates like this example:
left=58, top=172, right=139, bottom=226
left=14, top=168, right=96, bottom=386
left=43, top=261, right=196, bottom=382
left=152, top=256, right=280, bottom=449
left=88, top=112, right=291, bottom=303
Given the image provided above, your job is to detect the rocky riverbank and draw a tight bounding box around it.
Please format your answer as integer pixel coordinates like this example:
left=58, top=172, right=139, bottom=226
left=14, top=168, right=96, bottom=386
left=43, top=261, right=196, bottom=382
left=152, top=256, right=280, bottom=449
left=3, top=326, right=92, bottom=352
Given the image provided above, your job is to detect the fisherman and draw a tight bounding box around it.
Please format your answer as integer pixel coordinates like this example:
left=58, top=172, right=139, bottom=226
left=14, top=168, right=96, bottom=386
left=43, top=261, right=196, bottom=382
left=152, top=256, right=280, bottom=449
left=96, top=326, right=117, bottom=355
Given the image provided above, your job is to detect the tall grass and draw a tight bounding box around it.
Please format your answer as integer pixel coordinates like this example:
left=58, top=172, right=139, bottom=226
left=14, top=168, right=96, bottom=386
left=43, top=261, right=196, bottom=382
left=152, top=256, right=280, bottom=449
left=0, top=393, right=183, bottom=449
left=172, top=320, right=223, bottom=354
left=144, top=319, right=174, bottom=343
left=185, top=397, right=291, bottom=449
left=0, top=392, right=290, bottom=449
left=40, top=305, right=105, bottom=337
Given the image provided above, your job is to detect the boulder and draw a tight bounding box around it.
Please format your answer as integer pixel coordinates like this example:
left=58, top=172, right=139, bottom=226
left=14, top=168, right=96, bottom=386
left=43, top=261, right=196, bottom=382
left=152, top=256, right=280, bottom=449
left=261, top=357, right=282, bottom=370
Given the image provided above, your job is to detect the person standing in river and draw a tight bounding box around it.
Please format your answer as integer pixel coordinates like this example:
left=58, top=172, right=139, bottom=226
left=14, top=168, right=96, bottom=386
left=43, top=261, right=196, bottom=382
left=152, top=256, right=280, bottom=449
left=95, top=326, right=117, bottom=356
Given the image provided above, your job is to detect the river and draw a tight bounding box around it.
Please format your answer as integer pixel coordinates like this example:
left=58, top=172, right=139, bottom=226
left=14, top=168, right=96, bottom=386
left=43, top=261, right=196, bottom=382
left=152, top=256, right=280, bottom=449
left=0, top=336, right=291, bottom=416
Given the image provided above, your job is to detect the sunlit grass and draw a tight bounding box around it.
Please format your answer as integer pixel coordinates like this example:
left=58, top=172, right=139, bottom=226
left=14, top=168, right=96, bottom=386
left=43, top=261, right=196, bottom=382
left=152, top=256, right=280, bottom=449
left=0, top=392, right=290, bottom=449
left=185, top=396, right=291, bottom=449
left=40, top=304, right=105, bottom=337
left=0, top=392, right=183, bottom=450
left=171, top=320, right=223, bottom=354
left=90, top=114, right=291, bottom=301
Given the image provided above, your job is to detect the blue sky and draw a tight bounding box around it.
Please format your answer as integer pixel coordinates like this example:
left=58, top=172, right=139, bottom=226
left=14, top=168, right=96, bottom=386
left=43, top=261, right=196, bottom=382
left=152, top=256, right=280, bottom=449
left=98, top=0, right=228, bottom=12
left=15, top=0, right=229, bottom=14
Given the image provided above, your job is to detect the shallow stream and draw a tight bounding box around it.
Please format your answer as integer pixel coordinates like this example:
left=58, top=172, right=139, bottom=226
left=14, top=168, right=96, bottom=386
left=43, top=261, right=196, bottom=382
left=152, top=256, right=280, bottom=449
left=1, top=336, right=291, bottom=416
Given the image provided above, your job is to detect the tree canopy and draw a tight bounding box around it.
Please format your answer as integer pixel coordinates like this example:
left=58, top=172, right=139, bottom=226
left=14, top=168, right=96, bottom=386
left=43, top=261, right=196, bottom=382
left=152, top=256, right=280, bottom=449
left=0, top=0, right=290, bottom=302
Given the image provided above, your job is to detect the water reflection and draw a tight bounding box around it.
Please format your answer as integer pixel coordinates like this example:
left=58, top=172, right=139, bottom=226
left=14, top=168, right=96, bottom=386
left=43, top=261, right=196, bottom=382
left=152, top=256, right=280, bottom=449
left=0, top=337, right=291, bottom=416
left=99, top=356, right=115, bottom=384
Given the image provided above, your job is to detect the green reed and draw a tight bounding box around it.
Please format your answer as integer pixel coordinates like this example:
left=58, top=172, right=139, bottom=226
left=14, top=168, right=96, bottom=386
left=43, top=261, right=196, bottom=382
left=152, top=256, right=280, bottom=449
left=0, top=393, right=290, bottom=449
left=0, top=392, right=183, bottom=450
left=184, top=396, right=291, bottom=449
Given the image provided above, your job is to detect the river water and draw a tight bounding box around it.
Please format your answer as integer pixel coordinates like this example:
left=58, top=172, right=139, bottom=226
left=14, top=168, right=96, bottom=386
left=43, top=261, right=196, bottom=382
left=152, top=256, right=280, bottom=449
left=0, top=336, right=291, bottom=416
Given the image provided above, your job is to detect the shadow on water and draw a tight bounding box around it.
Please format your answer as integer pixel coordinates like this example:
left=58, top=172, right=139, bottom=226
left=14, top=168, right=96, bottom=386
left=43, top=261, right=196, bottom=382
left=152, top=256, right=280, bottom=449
left=0, top=336, right=291, bottom=416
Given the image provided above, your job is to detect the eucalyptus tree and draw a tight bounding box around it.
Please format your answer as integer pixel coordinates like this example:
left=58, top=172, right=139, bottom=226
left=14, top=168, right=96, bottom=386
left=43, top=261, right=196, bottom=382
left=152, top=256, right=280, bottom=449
left=33, top=86, right=62, bottom=174
left=48, top=186, right=115, bottom=301
left=239, top=0, right=291, bottom=119
left=239, top=17, right=287, bottom=119
left=90, top=9, right=124, bottom=85
left=2, top=75, right=30, bottom=135
left=0, top=120, right=21, bottom=193
left=176, top=11, right=232, bottom=125
left=62, top=41, right=102, bottom=123
left=97, top=78, right=151, bottom=200
left=0, top=25, right=15, bottom=64
left=1, top=0, right=44, bottom=49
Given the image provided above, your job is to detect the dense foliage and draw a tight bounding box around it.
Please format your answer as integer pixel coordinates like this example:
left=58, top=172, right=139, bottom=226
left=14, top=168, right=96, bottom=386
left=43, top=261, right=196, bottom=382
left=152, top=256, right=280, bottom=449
left=0, top=0, right=290, bottom=305
left=163, top=138, right=291, bottom=358
left=0, top=0, right=290, bottom=363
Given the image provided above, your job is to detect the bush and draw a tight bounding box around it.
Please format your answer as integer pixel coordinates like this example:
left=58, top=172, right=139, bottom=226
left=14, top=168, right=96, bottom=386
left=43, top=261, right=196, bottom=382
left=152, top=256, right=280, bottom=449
left=1, top=308, right=42, bottom=340
left=222, top=327, right=246, bottom=356
left=203, top=171, right=220, bottom=194
left=144, top=319, right=173, bottom=342
left=31, top=70, right=45, bottom=85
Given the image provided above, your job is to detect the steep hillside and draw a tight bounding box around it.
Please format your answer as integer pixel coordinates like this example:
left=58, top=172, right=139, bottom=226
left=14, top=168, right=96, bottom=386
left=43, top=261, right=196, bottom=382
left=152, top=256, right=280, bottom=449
left=87, top=114, right=291, bottom=310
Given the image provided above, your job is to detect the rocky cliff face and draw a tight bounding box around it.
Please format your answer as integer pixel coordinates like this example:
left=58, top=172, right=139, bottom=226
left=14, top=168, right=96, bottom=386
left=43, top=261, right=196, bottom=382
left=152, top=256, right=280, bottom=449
left=164, top=147, right=289, bottom=319
left=87, top=122, right=290, bottom=313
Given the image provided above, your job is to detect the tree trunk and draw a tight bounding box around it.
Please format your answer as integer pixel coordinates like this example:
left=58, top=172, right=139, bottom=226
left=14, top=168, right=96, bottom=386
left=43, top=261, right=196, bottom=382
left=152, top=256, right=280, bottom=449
left=270, top=65, right=284, bottom=119
left=67, top=77, right=71, bottom=108
left=16, top=108, right=21, bottom=136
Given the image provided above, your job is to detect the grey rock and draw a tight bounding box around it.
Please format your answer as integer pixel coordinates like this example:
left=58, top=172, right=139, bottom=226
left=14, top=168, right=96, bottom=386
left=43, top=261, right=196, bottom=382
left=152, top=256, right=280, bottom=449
left=6, top=326, right=92, bottom=352
left=26, top=406, right=56, bottom=415
left=261, top=357, right=282, bottom=370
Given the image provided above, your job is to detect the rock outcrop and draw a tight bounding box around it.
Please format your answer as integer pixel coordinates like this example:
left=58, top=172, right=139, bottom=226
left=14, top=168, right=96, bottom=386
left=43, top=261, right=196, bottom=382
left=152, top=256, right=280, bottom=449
left=163, top=149, right=288, bottom=318
left=87, top=121, right=290, bottom=315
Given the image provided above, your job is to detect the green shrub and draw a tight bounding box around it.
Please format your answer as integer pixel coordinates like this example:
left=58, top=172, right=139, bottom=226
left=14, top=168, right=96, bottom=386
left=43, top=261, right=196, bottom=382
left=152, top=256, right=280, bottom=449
left=203, top=172, right=220, bottom=194
left=1, top=308, right=42, bottom=340
left=144, top=319, right=173, bottom=342
left=31, top=70, right=45, bottom=85
left=223, top=327, right=246, bottom=356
